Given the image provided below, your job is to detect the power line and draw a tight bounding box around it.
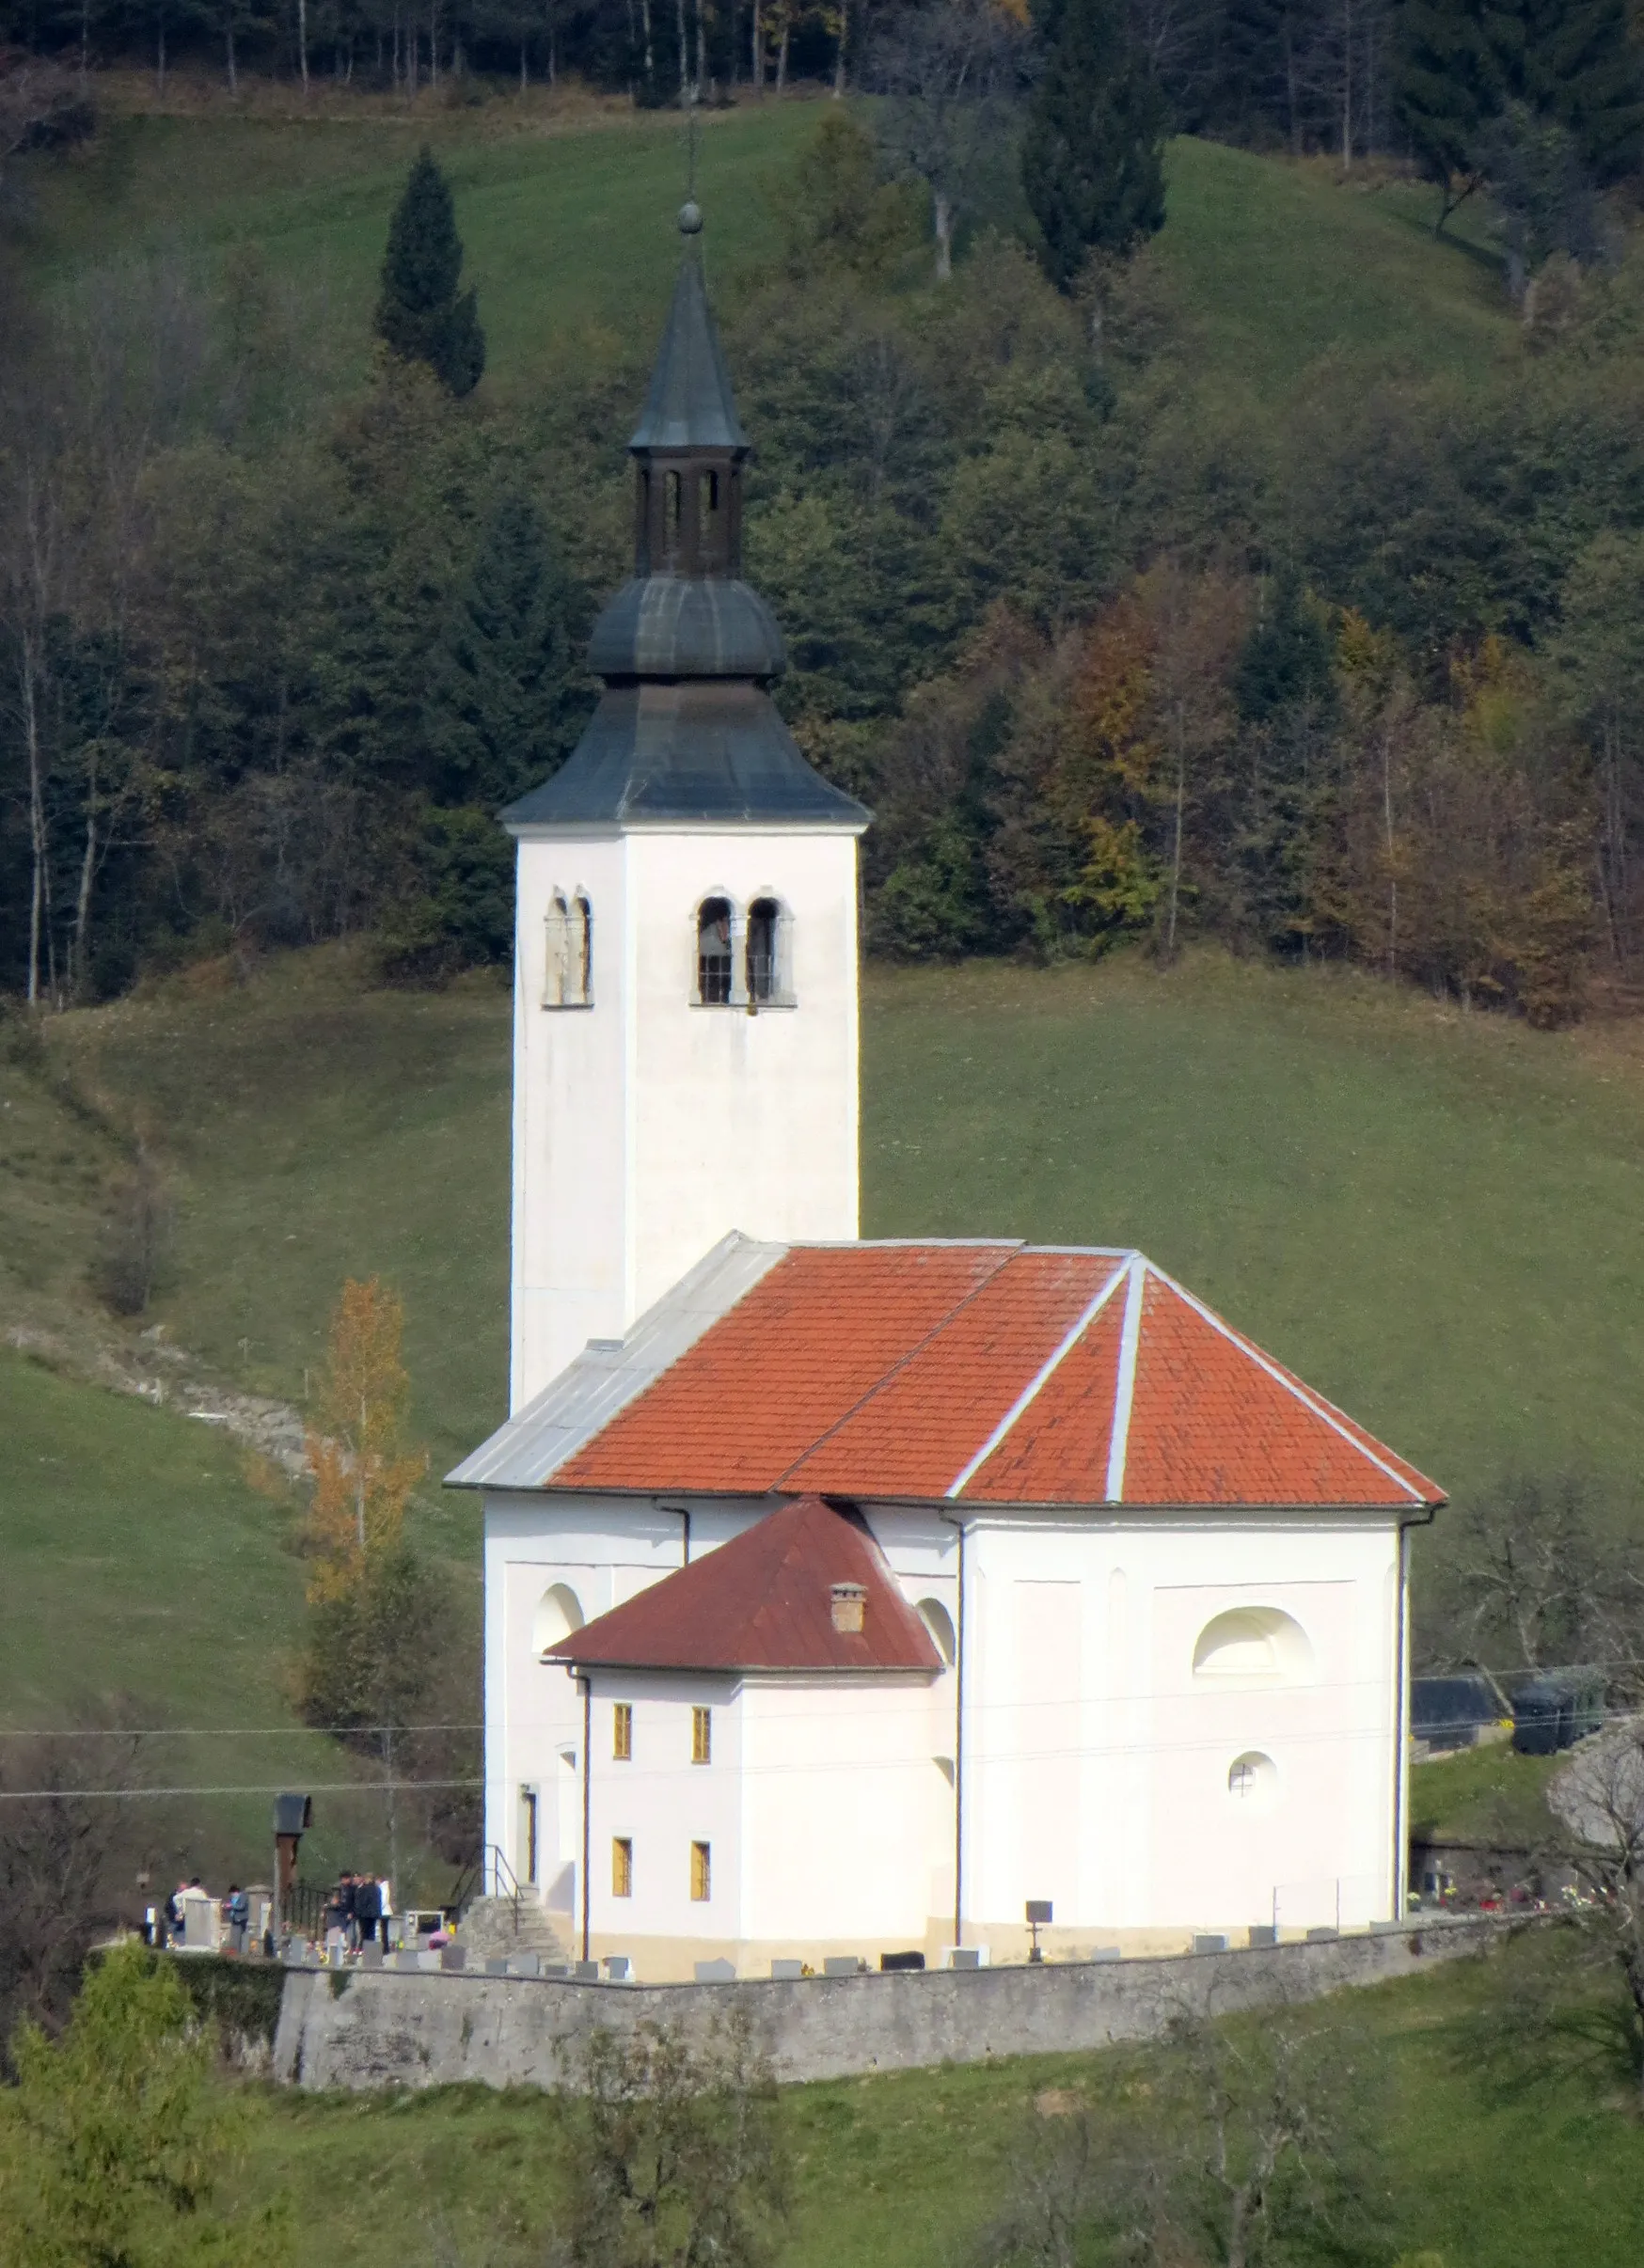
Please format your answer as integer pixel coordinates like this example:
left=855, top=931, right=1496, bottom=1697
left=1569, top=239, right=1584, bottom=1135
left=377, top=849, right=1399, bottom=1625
left=0, top=1779, right=482, bottom=1803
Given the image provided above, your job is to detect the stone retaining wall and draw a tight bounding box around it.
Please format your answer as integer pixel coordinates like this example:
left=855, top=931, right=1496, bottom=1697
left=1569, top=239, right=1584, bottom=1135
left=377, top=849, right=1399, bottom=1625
left=273, top=1918, right=1498, bottom=2092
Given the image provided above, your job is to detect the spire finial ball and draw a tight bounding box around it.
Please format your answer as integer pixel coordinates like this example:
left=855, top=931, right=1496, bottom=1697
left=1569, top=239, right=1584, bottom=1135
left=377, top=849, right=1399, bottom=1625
left=678, top=199, right=703, bottom=236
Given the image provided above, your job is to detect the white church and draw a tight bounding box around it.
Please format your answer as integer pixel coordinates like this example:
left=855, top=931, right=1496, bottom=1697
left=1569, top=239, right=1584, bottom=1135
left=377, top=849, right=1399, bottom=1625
left=448, top=205, right=1446, bottom=1980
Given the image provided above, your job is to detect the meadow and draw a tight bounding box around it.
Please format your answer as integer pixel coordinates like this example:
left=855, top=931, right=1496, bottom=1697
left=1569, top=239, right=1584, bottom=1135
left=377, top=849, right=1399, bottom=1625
left=22, top=91, right=1511, bottom=409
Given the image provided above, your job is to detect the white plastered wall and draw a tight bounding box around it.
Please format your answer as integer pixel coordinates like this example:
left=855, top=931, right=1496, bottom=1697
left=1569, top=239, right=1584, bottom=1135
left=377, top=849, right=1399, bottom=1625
left=483, top=1492, right=769, bottom=1900
left=509, top=823, right=862, bottom=1411
left=737, top=1677, right=944, bottom=1945
left=955, top=1516, right=1408, bottom=1939
left=483, top=1492, right=1409, bottom=1957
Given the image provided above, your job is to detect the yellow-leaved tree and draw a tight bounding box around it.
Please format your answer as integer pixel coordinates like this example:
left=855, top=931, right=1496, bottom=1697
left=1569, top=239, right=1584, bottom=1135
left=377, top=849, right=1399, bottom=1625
left=303, top=1277, right=426, bottom=1602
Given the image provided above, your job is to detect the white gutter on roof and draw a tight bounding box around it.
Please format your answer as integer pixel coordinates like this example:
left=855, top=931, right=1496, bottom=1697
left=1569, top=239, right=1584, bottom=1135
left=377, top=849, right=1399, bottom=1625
left=444, top=1231, right=789, bottom=1492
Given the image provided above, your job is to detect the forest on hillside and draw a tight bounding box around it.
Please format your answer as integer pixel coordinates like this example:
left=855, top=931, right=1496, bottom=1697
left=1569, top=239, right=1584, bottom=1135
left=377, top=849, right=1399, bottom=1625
left=5, top=0, right=1644, bottom=1020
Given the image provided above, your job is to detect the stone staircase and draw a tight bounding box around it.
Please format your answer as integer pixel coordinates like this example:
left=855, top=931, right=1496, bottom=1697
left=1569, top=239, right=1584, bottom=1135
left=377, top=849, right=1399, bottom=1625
left=458, top=1893, right=573, bottom=1965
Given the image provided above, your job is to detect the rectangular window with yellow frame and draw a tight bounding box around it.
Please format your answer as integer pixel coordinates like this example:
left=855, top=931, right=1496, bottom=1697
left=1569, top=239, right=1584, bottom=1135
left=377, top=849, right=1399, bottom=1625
left=613, top=1702, right=632, bottom=1760
left=690, top=1840, right=711, bottom=1902
left=691, top=1706, right=711, bottom=1764
left=612, top=1836, right=633, bottom=1898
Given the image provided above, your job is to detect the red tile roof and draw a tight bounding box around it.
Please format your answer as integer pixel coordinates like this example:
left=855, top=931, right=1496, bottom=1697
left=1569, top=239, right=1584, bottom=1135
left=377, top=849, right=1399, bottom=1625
left=544, top=1494, right=944, bottom=1674
left=544, top=1244, right=1445, bottom=1512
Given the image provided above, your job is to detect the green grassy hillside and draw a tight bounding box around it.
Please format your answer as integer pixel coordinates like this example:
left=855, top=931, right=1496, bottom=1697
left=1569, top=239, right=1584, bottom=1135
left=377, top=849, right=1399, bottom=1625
left=23, top=101, right=1512, bottom=405
left=0, top=1350, right=394, bottom=1884
left=90, top=949, right=1644, bottom=1502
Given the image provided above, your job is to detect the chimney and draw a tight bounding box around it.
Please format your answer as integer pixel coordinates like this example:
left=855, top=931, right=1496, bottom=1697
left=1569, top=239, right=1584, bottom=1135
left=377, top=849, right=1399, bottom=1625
left=830, top=1582, right=867, bottom=1634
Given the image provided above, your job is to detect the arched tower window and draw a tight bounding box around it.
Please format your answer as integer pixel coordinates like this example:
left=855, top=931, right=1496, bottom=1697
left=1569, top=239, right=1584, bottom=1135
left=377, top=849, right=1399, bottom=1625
left=696, top=897, right=734, bottom=1005
left=544, top=891, right=570, bottom=1008
left=570, top=891, right=593, bottom=1006
left=746, top=899, right=778, bottom=1003
left=544, top=890, right=593, bottom=1011
left=744, top=897, right=794, bottom=1008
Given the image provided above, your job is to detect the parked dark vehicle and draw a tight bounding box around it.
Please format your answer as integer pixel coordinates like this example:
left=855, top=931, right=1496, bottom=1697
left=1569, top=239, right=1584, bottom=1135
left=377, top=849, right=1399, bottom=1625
left=1510, top=1668, right=1605, bottom=1755
left=1413, top=1673, right=1510, bottom=1751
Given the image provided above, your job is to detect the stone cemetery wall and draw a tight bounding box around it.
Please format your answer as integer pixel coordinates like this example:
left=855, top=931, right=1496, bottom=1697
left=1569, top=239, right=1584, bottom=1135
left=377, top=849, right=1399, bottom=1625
left=272, top=1918, right=1498, bottom=2092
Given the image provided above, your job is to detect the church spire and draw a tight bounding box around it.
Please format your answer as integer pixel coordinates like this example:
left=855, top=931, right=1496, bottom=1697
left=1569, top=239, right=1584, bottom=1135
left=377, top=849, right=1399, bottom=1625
left=625, top=205, right=751, bottom=584
left=498, top=201, right=867, bottom=828
left=628, top=206, right=749, bottom=457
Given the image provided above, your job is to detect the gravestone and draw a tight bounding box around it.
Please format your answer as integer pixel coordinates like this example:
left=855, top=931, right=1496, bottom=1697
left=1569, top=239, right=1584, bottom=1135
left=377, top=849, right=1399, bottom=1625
left=181, top=1890, right=219, bottom=1951
left=947, top=1947, right=982, bottom=1971
left=1304, top=1926, right=1338, bottom=1942
left=770, top=1959, right=804, bottom=1980
left=694, top=1958, right=736, bottom=1982
left=1090, top=1946, right=1122, bottom=1961
left=360, top=1943, right=384, bottom=1969
left=603, top=1955, right=631, bottom=1980
left=1247, top=1924, right=1278, bottom=1948
left=485, top=1957, right=510, bottom=1977
left=822, top=1956, right=860, bottom=1978
left=439, top=1945, right=466, bottom=1972
left=509, top=1952, right=541, bottom=1977
left=1193, top=1934, right=1229, bottom=1954
left=572, top=1960, right=600, bottom=1982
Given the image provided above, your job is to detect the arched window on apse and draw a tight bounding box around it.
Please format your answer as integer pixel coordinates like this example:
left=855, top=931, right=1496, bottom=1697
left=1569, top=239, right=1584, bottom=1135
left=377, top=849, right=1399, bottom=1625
left=533, top=1583, right=585, bottom=1660
left=1192, top=1607, right=1314, bottom=1689
left=917, top=1598, right=956, bottom=1666
left=697, top=897, right=734, bottom=1004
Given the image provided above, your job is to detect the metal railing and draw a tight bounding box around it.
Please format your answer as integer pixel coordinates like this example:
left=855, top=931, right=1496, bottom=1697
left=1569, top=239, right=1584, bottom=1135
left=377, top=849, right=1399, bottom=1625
left=448, top=1843, right=527, bottom=1932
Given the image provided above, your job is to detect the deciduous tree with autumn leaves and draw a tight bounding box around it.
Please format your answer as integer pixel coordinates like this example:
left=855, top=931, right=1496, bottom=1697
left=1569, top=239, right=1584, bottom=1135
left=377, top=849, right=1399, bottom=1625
left=297, top=1279, right=478, bottom=1875
left=302, top=1275, right=425, bottom=1604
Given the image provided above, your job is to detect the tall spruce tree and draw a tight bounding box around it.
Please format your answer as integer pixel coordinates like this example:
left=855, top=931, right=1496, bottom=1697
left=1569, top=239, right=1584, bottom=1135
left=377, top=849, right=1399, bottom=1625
left=1506, top=0, right=1644, bottom=181
left=1399, top=0, right=1643, bottom=218
left=1397, top=0, right=1494, bottom=225
left=420, top=489, right=588, bottom=811
left=374, top=147, right=486, bottom=398
left=1021, top=0, right=1166, bottom=292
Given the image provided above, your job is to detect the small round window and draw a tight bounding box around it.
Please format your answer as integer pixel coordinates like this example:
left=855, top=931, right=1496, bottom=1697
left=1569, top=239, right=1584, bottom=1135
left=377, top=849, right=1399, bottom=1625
left=1226, top=1751, right=1279, bottom=1811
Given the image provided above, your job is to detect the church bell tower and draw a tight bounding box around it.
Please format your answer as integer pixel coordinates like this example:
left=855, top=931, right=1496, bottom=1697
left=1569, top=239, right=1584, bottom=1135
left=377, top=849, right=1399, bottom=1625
left=500, top=203, right=869, bottom=1412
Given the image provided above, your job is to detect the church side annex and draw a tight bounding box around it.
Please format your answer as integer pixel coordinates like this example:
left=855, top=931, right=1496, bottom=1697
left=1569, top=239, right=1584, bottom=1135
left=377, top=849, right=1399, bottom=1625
left=448, top=203, right=1446, bottom=1983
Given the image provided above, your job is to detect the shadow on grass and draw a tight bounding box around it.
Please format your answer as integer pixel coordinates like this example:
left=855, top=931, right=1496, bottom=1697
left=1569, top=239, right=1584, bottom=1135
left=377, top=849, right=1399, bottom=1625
left=1437, top=1924, right=1642, bottom=2112
left=1379, top=193, right=1506, bottom=280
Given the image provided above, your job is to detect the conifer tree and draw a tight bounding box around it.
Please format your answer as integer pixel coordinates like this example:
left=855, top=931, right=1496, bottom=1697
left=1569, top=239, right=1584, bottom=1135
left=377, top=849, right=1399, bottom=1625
left=1397, top=0, right=1494, bottom=227
left=1021, top=0, right=1166, bottom=293
left=420, top=489, right=589, bottom=811
left=374, top=147, right=486, bottom=399
left=1507, top=0, right=1644, bottom=182
left=1399, top=0, right=1644, bottom=218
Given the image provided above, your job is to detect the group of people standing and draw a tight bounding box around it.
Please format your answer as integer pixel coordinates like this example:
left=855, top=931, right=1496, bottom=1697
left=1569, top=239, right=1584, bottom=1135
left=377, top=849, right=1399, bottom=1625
left=324, top=1869, right=389, bottom=1949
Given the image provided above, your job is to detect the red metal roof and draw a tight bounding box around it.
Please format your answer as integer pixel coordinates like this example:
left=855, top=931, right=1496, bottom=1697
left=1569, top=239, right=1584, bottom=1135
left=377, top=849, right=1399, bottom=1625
left=546, top=1244, right=1444, bottom=1512
left=544, top=1494, right=944, bottom=1674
